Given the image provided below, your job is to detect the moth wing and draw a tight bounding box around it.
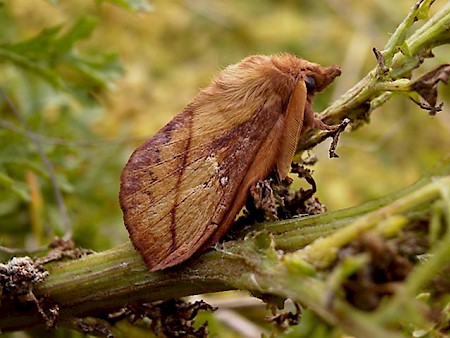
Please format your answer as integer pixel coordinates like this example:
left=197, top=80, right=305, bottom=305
left=276, top=79, right=307, bottom=177
left=119, top=97, right=285, bottom=271
left=120, top=75, right=308, bottom=271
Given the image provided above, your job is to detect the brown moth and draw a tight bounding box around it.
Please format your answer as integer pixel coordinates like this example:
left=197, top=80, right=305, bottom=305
left=119, top=54, right=341, bottom=271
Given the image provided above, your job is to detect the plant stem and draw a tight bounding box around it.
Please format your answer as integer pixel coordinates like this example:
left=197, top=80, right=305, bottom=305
left=0, top=157, right=448, bottom=333
left=297, top=1, right=450, bottom=152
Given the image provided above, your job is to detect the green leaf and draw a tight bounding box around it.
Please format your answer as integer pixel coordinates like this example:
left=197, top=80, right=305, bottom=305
left=53, top=16, right=97, bottom=54
left=0, top=16, right=123, bottom=98
left=0, top=47, right=64, bottom=88
left=0, top=172, right=30, bottom=202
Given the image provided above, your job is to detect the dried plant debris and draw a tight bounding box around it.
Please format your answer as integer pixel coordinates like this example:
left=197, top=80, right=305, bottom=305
left=338, top=232, right=415, bottom=311
left=149, top=299, right=215, bottom=337
left=0, top=239, right=93, bottom=329
left=248, top=180, right=278, bottom=222
left=109, top=299, right=216, bottom=337
left=373, top=47, right=389, bottom=75
left=35, top=238, right=95, bottom=265
left=0, top=256, right=59, bottom=327
left=392, top=223, right=429, bottom=262
left=267, top=301, right=301, bottom=330
left=327, top=118, right=350, bottom=158
left=282, top=163, right=327, bottom=217
left=411, top=64, right=450, bottom=115
left=76, top=317, right=115, bottom=338
left=0, top=256, right=48, bottom=298
left=234, top=162, right=326, bottom=233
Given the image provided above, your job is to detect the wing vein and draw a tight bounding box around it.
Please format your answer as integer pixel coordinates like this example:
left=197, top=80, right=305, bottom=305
left=169, top=110, right=194, bottom=252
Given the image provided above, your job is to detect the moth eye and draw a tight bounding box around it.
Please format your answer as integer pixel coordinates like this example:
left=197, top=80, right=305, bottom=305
left=305, top=76, right=316, bottom=93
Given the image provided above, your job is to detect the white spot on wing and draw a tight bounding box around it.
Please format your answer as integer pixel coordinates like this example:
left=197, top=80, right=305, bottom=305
left=220, top=176, right=229, bottom=187
left=206, top=154, right=220, bottom=174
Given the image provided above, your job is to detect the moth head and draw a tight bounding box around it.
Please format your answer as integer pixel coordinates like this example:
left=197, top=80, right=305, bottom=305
left=270, top=54, right=341, bottom=94
left=303, top=64, right=341, bottom=94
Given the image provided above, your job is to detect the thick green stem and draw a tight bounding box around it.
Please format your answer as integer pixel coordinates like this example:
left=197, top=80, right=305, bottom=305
left=0, top=157, right=448, bottom=332
left=299, top=176, right=450, bottom=267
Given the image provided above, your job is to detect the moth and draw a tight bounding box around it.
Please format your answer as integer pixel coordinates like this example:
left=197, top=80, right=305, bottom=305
left=119, top=54, right=341, bottom=271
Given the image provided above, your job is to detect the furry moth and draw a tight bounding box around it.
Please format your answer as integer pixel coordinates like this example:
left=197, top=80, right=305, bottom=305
left=119, top=54, right=341, bottom=271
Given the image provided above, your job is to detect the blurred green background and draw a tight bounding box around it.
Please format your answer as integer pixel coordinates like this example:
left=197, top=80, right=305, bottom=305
left=0, top=0, right=449, bottom=336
